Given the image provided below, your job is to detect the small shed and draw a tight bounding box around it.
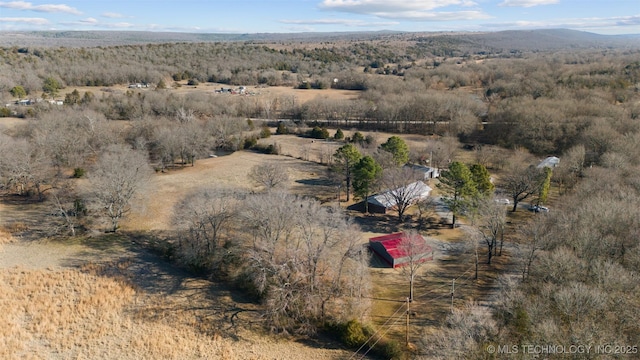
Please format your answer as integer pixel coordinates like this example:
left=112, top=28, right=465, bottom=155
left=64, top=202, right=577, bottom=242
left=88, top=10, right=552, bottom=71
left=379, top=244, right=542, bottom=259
left=369, top=232, right=433, bottom=268
left=404, top=164, right=440, bottom=179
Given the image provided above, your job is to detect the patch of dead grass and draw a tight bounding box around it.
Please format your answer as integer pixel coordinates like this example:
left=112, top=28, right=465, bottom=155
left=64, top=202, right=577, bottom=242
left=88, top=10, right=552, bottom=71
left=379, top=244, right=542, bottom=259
left=0, top=266, right=234, bottom=360
left=0, top=228, right=14, bottom=246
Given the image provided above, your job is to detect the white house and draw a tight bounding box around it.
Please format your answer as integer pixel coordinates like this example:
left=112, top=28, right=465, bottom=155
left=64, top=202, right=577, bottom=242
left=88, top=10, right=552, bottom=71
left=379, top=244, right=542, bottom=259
left=366, top=181, right=432, bottom=214
left=537, top=156, right=560, bottom=169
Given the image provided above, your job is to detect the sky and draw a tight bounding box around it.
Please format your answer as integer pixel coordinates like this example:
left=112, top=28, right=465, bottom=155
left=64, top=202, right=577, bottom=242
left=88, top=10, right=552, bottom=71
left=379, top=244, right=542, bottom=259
left=0, top=0, right=639, bottom=35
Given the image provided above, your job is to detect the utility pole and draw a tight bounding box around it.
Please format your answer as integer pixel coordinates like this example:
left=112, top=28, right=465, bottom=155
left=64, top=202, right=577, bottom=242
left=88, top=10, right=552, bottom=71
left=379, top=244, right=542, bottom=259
left=405, top=297, right=410, bottom=346
left=450, top=279, right=455, bottom=313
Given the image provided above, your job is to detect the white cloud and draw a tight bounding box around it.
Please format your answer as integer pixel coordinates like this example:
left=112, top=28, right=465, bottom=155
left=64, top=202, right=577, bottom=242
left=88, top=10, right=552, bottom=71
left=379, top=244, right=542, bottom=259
left=374, top=10, right=490, bottom=21
left=78, top=17, right=98, bottom=25
left=481, top=14, right=640, bottom=32
left=0, top=16, right=49, bottom=25
left=60, top=18, right=134, bottom=29
left=280, top=18, right=399, bottom=27
left=110, top=22, right=134, bottom=28
left=102, top=12, right=126, bottom=19
left=319, top=0, right=488, bottom=21
left=0, top=1, right=81, bottom=15
left=320, top=0, right=477, bottom=13
left=498, top=0, right=558, bottom=8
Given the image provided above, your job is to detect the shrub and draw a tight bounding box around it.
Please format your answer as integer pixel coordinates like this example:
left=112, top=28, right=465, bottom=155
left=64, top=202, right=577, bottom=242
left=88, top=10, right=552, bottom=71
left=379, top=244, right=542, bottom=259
left=298, top=81, right=311, bottom=89
left=342, top=319, right=369, bottom=347
left=243, top=137, right=257, bottom=149
left=276, top=122, right=289, bottom=135
left=309, top=126, right=330, bottom=139
left=260, top=126, right=271, bottom=138
left=187, top=79, right=199, bottom=86
left=334, top=128, right=344, bottom=140
left=351, top=131, right=365, bottom=144
left=72, top=168, right=86, bottom=178
left=379, top=339, right=404, bottom=360
left=365, top=135, right=375, bottom=145
left=252, top=143, right=280, bottom=155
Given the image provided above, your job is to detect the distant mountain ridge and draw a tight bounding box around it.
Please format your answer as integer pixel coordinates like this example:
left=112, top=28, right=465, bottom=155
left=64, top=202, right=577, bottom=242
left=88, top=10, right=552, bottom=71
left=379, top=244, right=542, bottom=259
left=0, top=28, right=638, bottom=51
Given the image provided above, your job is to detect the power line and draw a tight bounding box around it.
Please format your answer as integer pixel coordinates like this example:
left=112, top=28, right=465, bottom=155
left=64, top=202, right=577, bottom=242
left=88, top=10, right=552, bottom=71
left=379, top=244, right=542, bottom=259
left=349, top=263, right=478, bottom=359
left=357, top=310, right=408, bottom=359
left=347, top=301, right=407, bottom=359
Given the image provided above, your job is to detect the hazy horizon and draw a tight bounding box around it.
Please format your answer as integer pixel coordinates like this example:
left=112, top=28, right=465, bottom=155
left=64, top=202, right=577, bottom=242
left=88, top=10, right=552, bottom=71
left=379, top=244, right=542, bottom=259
left=1, top=0, right=639, bottom=35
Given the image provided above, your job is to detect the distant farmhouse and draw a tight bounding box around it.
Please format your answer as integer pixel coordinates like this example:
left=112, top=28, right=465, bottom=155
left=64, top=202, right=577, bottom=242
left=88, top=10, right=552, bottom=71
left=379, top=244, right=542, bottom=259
left=128, top=83, right=149, bottom=89
left=369, top=232, right=433, bottom=268
left=537, top=156, right=560, bottom=169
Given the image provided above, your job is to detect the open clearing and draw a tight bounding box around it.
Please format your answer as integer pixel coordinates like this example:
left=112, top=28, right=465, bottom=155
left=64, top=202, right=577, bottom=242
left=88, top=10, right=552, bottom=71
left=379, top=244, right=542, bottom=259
left=54, top=81, right=362, bottom=105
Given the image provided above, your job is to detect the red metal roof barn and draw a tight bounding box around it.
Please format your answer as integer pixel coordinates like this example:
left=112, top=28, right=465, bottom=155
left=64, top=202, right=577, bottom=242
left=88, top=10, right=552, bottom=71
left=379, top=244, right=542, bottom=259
left=369, top=232, right=433, bottom=268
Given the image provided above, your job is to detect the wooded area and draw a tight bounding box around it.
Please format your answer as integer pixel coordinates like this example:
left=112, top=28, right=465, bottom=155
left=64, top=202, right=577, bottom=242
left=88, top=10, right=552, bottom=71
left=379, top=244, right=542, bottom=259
left=1, top=29, right=640, bottom=359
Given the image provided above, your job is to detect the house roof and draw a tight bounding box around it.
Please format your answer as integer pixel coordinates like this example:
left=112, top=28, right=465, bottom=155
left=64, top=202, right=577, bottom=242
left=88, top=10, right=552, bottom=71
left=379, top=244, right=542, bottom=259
left=537, top=156, right=560, bottom=169
left=369, top=232, right=430, bottom=260
left=368, top=181, right=432, bottom=209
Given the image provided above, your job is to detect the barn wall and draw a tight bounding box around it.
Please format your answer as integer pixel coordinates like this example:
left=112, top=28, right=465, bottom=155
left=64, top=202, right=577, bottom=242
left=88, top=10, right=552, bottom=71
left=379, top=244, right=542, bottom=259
left=369, top=241, right=393, bottom=266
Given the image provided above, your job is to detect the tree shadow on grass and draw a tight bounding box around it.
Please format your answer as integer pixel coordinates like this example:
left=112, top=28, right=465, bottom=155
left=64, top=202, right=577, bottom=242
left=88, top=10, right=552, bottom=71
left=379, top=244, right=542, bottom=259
left=350, top=212, right=402, bottom=234
left=59, top=230, right=264, bottom=339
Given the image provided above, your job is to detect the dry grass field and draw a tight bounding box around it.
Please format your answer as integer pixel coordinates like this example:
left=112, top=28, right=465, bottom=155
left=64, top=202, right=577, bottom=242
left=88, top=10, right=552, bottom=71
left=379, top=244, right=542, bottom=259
left=122, top=151, right=337, bottom=231
left=0, top=263, right=356, bottom=360
left=56, top=81, right=362, bottom=106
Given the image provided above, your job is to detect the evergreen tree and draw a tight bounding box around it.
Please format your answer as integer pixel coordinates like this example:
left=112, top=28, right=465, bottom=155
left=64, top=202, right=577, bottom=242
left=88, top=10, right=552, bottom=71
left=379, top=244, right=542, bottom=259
left=470, top=163, right=494, bottom=197
left=438, top=161, right=477, bottom=228
left=353, top=155, right=382, bottom=213
left=43, top=77, right=62, bottom=97
left=351, top=131, right=365, bottom=145
left=10, top=85, right=26, bottom=99
left=333, top=144, right=362, bottom=202
left=64, top=89, right=81, bottom=105
left=380, top=136, right=410, bottom=166
left=538, top=167, right=552, bottom=205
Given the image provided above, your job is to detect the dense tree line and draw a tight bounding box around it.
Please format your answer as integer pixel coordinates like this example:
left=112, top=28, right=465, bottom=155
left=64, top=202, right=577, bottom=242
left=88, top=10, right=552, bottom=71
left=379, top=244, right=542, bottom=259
left=3, top=42, right=639, bottom=160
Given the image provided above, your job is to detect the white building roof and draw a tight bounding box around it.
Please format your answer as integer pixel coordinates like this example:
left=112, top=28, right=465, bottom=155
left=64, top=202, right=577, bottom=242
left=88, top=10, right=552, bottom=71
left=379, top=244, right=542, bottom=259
left=368, top=181, right=432, bottom=209
left=537, top=156, right=560, bottom=169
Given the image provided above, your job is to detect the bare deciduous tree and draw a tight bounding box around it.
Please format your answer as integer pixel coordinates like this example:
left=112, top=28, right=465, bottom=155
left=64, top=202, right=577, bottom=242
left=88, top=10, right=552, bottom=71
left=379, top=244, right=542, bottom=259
left=173, top=187, right=239, bottom=270
left=398, top=231, right=432, bottom=302
left=517, top=216, right=551, bottom=281
left=475, top=199, right=506, bottom=265
left=555, top=144, right=585, bottom=193
left=0, top=134, right=52, bottom=201
left=422, top=136, right=458, bottom=169
left=500, top=160, right=543, bottom=212
left=85, top=144, right=152, bottom=232
left=240, top=192, right=370, bottom=333
left=48, top=176, right=85, bottom=236
left=380, top=166, right=425, bottom=222
left=248, top=162, right=289, bottom=191
left=421, top=301, right=497, bottom=358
